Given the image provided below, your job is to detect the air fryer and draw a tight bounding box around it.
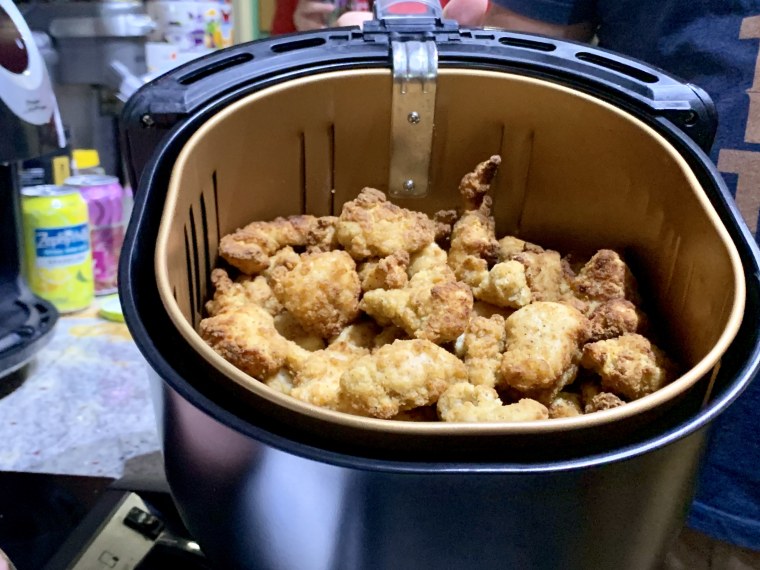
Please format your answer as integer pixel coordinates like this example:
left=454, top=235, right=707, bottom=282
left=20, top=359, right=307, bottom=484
left=118, top=5, right=760, bottom=569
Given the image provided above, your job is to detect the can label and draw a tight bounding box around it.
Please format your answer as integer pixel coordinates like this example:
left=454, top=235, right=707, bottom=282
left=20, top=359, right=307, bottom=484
left=22, top=186, right=94, bottom=313
left=90, top=225, right=124, bottom=295
left=65, top=175, right=125, bottom=295
left=34, top=224, right=90, bottom=268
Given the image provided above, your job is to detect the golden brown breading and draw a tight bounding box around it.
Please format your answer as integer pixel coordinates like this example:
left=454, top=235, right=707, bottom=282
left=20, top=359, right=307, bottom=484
left=581, top=333, right=676, bottom=400
left=336, top=188, right=436, bottom=260
left=512, top=249, right=565, bottom=302
left=469, top=259, right=532, bottom=308
left=199, top=304, right=308, bottom=379
left=497, top=235, right=546, bottom=262
left=339, top=339, right=468, bottom=418
left=458, top=155, right=502, bottom=211
left=219, top=215, right=338, bottom=275
left=358, top=251, right=410, bottom=292
left=548, top=392, right=584, bottom=418
left=261, top=246, right=300, bottom=278
left=584, top=392, right=626, bottom=413
left=360, top=267, right=473, bottom=344
left=588, top=299, right=647, bottom=342
left=270, top=250, right=361, bottom=338
left=289, top=342, right=369, bottom=411
left=205, top=268, right=283, bottom=317
left=455, top=314, right=506, bottom=388
left=448, top=197, right=500, bottom=281
left=305, top=216, right=340, bottom=252
left=437, top=383, right=548, bottom=422
left=408, top=242, right=449, bottom=278
left=500, top=302, right=591, bottom=399
left=572, top=249, right=640, bottom=308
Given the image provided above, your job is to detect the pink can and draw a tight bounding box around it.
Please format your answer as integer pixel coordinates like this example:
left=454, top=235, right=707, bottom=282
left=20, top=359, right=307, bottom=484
left=64, top=175, right=125, bottom=295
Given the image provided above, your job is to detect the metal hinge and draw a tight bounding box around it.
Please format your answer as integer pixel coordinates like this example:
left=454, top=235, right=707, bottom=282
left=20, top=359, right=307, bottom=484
left=388, top=39, right=438, bottom=198
left=373, top=0, right=442, bottom=198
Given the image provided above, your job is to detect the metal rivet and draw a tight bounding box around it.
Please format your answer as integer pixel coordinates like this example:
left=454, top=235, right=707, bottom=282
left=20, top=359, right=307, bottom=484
left=407, top=112, right=421, bottom=125
left=404, top=180, right=415, bottom=191
left=141, top=114, right=155, bottom=128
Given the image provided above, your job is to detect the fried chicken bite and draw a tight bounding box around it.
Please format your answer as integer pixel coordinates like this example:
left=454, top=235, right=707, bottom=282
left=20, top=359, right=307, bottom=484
left=465, top=258, right=532, bottom=309
left=269, top=250, right=361, bottom=339
left=458, top=155, right=502, bottom=211
left=497, top=236, right=535, bottom=261
left=581, top=333, right=676, bottom=400
left=205, top=268, right=283, bottom=317
left=454, top=314, right=506, bottom=388
left=500, top=302, right=591, bottom=404
left=585, top=392, right=626, bottom=413
left=219, top=215, right=338, bottom=275
left=200, top=304, right=308, bottom=380
left=588, top=299, right=647, bottom=342
left=437, top=383, right=548, bottom=422
left=548, top=392, right=583, bottom=418
left=360, top=266, right=473, bottom=344
left=289, top=341, right=369, bottom=411
left=340, top=339, right=468, bottom=418
left=512, top=249, right=565, bottom=303
left=336, top=188, right=436, bottom=260
left=358, top=251, right=410, bottom=292
left=408, top=242, right=449, bottom=278
left=448, top=196, right=500, bottom=281
left=571, top=249, right=641, bottom=311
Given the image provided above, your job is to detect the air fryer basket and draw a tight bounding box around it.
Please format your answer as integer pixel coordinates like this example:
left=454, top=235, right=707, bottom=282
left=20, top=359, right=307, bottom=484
left=120, top=16, right=760, bottom=463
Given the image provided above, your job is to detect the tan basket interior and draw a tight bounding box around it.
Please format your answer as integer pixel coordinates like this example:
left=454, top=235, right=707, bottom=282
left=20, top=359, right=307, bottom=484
left=155, top=69, right=745, bottom=435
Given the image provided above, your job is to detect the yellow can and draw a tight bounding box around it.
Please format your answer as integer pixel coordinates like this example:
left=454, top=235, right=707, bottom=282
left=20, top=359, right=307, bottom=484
left=21, top=185, right=94, bottom=313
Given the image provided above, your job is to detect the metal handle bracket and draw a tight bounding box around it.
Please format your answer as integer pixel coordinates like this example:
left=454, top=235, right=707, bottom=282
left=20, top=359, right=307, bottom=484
left=388, top=39, right=438, bottom=198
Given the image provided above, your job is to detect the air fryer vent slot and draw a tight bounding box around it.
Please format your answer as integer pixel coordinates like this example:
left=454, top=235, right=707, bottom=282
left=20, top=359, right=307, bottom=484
left=178, top=53, right=254, bottom=85
left=271, top=37, right=327, bottom=54
left=575, top=52, right=659, bottom=84
left=498, top=37, right=556, bottom=52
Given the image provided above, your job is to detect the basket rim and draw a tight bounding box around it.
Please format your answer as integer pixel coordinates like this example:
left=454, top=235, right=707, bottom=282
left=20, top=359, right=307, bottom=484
left=154, top=68, right=746, bottom=437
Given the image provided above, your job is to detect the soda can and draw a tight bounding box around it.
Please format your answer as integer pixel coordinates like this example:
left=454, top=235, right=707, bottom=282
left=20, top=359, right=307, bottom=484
left=21, top=185, right=94, bottom=313
left=64, top=175, right=125, bottom=295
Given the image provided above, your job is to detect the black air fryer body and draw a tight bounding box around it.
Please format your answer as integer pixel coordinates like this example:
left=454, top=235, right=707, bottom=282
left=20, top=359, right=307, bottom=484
left=119, top=13, right=760, bottom=570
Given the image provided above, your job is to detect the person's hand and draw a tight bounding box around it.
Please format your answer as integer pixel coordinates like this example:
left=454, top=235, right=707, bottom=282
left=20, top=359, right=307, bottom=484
left=293, top=0, right=337, bottom=30
left=442, top=0, right=488, bottom=26
left=334, top=0, right=488, bottom=28
left=335, top=10, right=373, bottom=27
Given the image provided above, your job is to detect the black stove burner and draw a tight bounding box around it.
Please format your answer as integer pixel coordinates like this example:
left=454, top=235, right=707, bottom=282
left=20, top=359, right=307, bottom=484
left=0, top=472, right=211, bottom=569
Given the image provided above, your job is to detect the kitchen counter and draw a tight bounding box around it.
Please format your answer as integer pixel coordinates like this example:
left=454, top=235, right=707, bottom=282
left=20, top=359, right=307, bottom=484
left=0, top=298, right=162, bottom=478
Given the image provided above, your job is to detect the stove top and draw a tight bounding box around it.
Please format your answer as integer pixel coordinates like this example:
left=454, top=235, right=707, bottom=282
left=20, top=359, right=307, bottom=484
left=0, top=471, right=212, bottom=569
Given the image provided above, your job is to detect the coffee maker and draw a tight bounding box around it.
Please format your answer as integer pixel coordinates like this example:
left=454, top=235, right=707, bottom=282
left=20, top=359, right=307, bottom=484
left=0, top=0, right=66, bottom=378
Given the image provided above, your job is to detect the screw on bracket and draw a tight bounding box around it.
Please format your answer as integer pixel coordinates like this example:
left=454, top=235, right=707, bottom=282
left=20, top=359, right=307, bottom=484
left=407, top=111, right=421, bottom=125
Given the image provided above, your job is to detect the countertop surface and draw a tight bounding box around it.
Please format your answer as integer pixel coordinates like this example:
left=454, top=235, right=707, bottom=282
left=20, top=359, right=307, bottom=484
left=0, top=297, right=161, bottom=478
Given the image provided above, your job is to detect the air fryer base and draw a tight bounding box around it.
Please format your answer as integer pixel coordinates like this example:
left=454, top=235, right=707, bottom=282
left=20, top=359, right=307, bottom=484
left=157, top=374, right=705, bottom=570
